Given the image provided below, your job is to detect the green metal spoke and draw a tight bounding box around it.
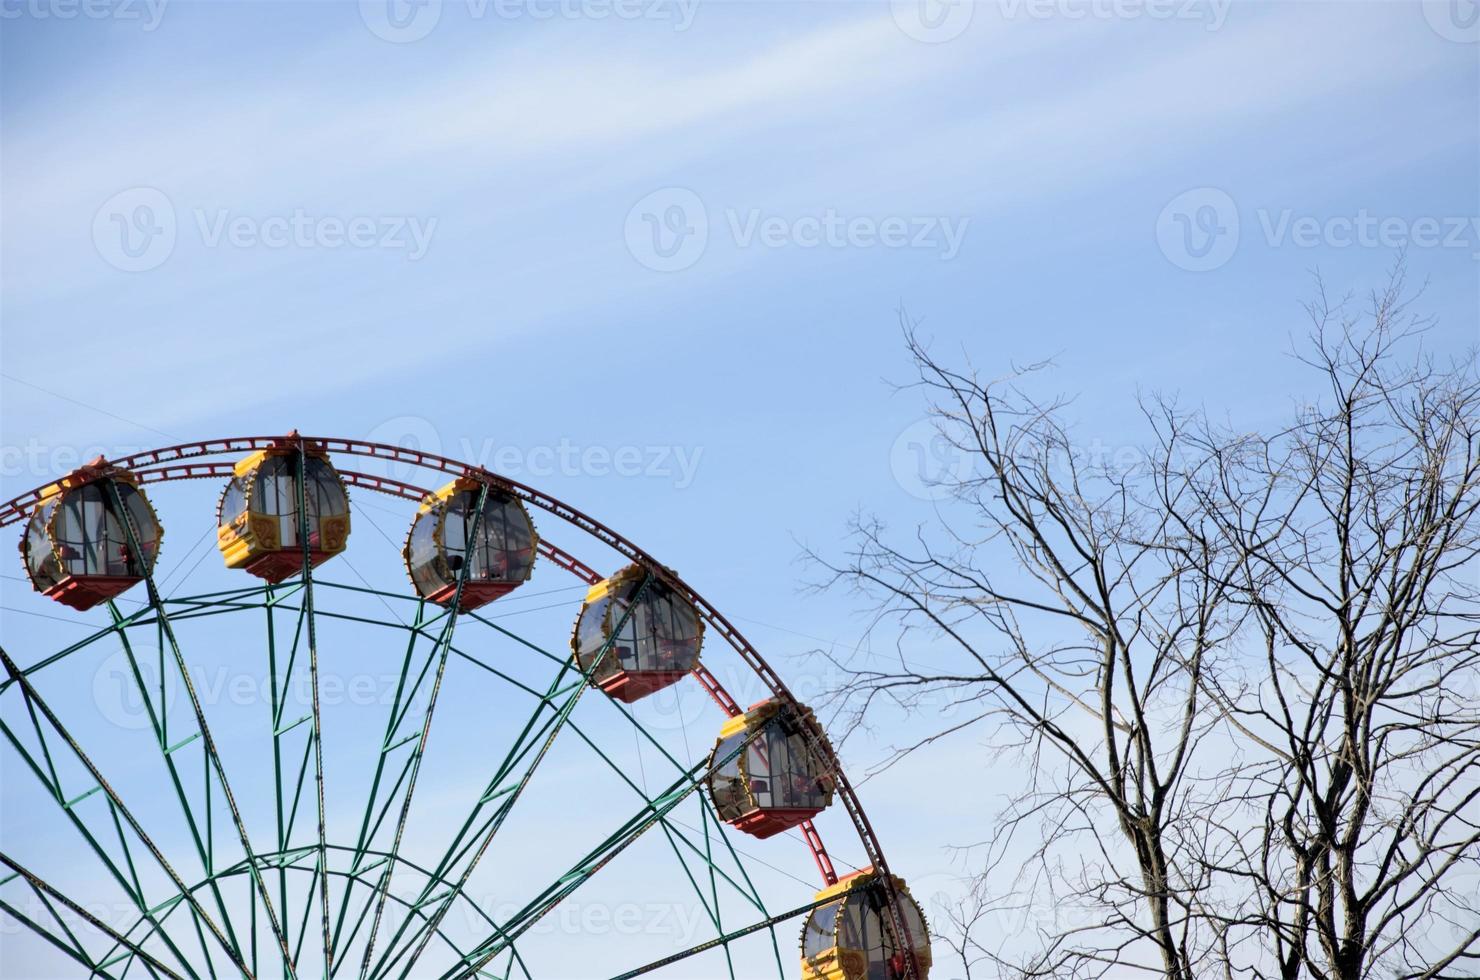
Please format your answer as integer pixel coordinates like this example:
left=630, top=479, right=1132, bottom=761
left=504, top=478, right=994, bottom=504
left=0, top=896, right=134, bottom=980
left=293, top=446, right=335, bottom=975
left=235, top=846, right=523, bottom=978
left=0, top=851, right=187, bottom=980
left=264, top=585, right=293, bottom=973
left=354, top=482, right=491, bottom=980
left=604, top=894, right=834, bottom=980
left=330, top=600, right=428, bottom=962
left=31, top=880, right=92, bottom=970
left=105, top=601, right=247, bottom=965
left=107, top=483, right=296, bottom=977
left=654, top=817, right=735, bottom=979
left=0, top=620, right=125, bottom=691
left=1, top=694, right=204, bottom=977
left=0, top=645, right=243, bottom=979
left=562, top=719, right=765, bottom=914
left=369, top=576, right=659, bottom=979
left=445, top=725, right=766, bottom=980
left=699, top=796, right=788, bottom=976
left=696, top=799, right=741, bottom=978
left=591, top=697, right=776, bottom=908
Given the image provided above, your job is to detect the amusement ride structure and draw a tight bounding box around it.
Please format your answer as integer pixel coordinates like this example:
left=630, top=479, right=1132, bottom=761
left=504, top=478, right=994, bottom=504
left=0, top=433, right=931, bottom=979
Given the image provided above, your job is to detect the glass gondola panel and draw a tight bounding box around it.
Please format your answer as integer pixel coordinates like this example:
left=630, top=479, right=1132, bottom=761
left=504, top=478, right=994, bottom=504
left=405, top=509, right=442, bottom=597
left=801, top=876, right=931, bottom=980
left=217, top=446, right=351, bottom=584
left=445, top=492, right=535, bottom=586
left=403, top=483, right=537, bottom=611
left=840, top=892, right=929, bottom=980
left=22, top=499, right=62, bottom=592
left=803, top=900, right=842, bottom=960
left=253, top=455, right=346, bottom=550
left=709, top=698, right=835, bottom=838
left=20, top=472, right=162, bottom=611
left=633, top=583, right=702, bottom=673
left=771, top=720, right=831, bottom=811
left=219, top=475, right=248, bottom=526
left=708, top=731, right=751, bottom=821
left=573, top=566, right=703, bottom=703
left=575, top=595, right=614, bottom=672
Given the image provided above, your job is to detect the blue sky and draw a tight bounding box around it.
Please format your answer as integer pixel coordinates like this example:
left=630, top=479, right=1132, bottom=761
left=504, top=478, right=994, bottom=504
left=1, top=1, right=1477, bottom=976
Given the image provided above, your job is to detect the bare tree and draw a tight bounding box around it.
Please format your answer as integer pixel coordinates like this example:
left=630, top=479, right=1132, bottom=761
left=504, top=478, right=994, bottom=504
left=810, top=333, right=1246, bottom=980
left=1181, top=273, right=1480, bottom=980
left=810, top=270, right=1479, bottom=980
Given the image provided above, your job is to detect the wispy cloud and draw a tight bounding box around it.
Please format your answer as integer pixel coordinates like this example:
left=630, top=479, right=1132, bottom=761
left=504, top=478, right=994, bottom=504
left=1, top=2, right=1467, bottom=447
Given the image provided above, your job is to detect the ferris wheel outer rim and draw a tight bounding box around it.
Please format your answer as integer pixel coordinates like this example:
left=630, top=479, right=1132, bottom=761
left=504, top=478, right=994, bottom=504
left=0, top=434, right=926, bottom=979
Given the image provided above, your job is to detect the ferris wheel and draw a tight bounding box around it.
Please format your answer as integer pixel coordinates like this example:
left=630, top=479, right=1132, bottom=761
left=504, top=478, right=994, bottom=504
left=0, top=433, right=932, bottom=980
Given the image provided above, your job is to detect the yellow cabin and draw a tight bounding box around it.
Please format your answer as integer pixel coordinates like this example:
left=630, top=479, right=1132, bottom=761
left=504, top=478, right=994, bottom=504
left=571, top=563, right=703, bottom=703
left=707, top=697, right=835, bottom=839
left=801, top=871, right=931, bottom=980
left=404, top=477, right=538, bottom=611
left=20, top=458, right=162, bottom=611
left=216, top=441, right=350, bottom=584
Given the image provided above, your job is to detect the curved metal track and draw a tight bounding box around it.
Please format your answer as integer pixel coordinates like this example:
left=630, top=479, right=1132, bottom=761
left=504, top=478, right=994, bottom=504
left=0, top=435, right=923, bottom=978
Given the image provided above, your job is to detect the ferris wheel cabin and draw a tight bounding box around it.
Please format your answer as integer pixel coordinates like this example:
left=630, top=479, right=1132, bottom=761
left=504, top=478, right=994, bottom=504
left=707, top=697, right=836, bottom=839
left=801, top=871, right=932, bottom=980
left=19, top=458, right=163, bottom=611
left=571, top=563, right=705, bottom=703
left=403, top=477, right=538, bottom=611
left=216, top=441, right=350, bottom=583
